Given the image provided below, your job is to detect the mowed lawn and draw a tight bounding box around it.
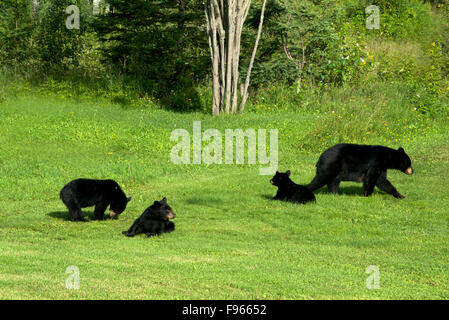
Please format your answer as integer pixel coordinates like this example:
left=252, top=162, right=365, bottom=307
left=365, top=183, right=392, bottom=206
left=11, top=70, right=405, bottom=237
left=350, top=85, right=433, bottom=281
left=0, top=94, right=448, bottom=299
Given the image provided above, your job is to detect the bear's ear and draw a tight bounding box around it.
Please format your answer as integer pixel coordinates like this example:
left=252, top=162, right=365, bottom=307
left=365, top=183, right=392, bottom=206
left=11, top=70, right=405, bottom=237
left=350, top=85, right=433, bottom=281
left=160, top=197, right=167, bottom=204
left=127, top=197, right=132, bottom=202
left=286, top=170, right=291, bottom=176
left=153, top=200, right=160, bottom=206
left=398, top=147, right=405, bottom=153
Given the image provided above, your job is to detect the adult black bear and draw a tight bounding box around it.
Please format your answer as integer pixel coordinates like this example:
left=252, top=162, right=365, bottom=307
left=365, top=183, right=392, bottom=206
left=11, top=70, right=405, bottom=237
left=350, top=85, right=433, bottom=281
left=307, top=144, right=413, bottom=198
left=270, top=170, right=316, bottom=204
left=122, top=197, right=176, bottom=237
left=60, top=179, right=131, bottom=222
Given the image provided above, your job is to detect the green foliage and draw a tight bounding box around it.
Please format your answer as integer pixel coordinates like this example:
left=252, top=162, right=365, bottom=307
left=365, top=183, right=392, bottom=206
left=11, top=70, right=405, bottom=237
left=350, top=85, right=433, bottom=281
left=298, top=80, right=447, bottom=152
left=92, top=0, right=207, bottom=95
left=250, top=0, right=377, bottom=88
left=0, top=0, right=448, bottom=114
left=34, top=0, right=89, bottom=75
left=343, top=0, right=438, bottom=41
left=0, top=0, right=34, bottom=76
left=251, top=0, right=343, bottom=86
left=323, top=22, right=370, bottom=85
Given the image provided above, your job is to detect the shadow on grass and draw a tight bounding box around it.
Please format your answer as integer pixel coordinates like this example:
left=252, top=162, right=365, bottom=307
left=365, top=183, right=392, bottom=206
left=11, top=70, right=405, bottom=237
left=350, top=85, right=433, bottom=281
left=263, top=187, right=370, bottom=198
left=261, top=194, right=274, bottom=200
left=313, top=186, right=364, bottom=196
left=47, top=211, right=98, bottom=221
left=312, top=186, right=392, bottom=197
left=185, top=196, right=224, bottom=206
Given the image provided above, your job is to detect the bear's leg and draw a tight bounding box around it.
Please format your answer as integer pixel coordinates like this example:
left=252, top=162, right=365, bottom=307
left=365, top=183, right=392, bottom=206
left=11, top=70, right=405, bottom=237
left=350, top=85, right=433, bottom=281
left=123, top=219, right=137, bottom=235
left=67, top=207, right=79, bottom=221
left=376, top=171, right=405, bottom=199
left=273, top=189, right=285, bottom=200
left=126, top=220, right=143, bottom=237
left=64, top=200, right=85, bottom=222
left=61, top=190, right=85, bottom=222
left=74, top=208, right=87, bottom=222
left=363, top=167, right=382, bottom=196
left=68, top=209, right=86, bottom=222
left=64, top=202, right=77, bottom=221
left=145, top=222, right=162, bottom=237
left=327, top=178, right=341, bottom=194
left=308, top=161, right=341, bottom=192
left=145, top=232, right=157, bottom=237
left=93, top=202, right=107, bottom=220
left=307, top=172, right=334, bottom=191
left=165, top=221, right=175, bottom=233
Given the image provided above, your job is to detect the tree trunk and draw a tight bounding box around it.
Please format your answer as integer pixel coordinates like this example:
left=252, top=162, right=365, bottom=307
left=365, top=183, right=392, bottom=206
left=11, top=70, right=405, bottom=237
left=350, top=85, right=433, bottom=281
left=296, top=42, right=306, bottom=94
left=206, top=0, right=264, bottom=115
left=240, top=0, right=267, bottom=113
left=205, top=1, right=222, bottom=115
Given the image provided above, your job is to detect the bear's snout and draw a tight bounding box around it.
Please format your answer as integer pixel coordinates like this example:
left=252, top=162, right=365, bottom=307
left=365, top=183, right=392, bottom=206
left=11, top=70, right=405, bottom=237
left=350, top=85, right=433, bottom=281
left=405, top=167, right=413, bottom=175
left=109, top=209, right=118, bottom=218
left=167, top=211, right=176, bottom=219
left=270, top=179, right=274, bottom=185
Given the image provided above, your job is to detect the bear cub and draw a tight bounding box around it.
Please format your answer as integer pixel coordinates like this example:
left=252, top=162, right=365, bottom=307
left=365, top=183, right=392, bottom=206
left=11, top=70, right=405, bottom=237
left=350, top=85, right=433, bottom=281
left=270, top=170, right=316, bottom=204
left=122, top=197, right=176, bottom=238
left=307, top=144, right=413, bottom=198
left=60, top=178, right=131, bottom=222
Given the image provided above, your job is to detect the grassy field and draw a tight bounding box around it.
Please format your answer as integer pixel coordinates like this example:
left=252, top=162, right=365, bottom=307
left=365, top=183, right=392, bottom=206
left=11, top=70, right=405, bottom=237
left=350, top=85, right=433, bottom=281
left=0, top=92, right=448, bottom=299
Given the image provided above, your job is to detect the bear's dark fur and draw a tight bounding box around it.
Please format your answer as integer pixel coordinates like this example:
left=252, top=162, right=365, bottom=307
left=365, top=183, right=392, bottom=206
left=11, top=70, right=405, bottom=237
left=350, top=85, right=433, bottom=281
left=270, top=170, right=316, bottom=204
left=60, top=179, right=131, bottom=222
left=122, top=197, right=176, bottom=237
left=307, top=144, right=413, bottom=198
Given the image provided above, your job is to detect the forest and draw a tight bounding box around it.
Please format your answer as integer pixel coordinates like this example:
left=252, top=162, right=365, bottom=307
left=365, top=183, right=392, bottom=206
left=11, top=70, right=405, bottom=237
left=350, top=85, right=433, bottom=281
left=1, top=0, right=448, bottom=117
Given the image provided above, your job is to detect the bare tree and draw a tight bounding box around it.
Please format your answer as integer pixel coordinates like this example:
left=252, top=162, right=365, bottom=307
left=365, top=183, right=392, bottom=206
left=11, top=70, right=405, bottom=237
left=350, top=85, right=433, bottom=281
left=205, top=0, right=267, bottom=115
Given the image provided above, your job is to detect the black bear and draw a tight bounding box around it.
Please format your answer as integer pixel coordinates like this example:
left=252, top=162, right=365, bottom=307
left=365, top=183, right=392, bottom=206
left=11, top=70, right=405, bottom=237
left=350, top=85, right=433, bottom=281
left=307, top=144, right=413, bottom=198
left=270, top=170, right=316, bottom=204
left=122, top=197, right=176, bottom=237
left=60, top=179, right=131, bottom=222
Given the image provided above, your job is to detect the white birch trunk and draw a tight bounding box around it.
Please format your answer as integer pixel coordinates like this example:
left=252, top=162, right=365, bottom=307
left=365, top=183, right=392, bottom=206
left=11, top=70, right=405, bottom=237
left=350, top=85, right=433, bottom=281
left=205, top=0, right=264, bottom=115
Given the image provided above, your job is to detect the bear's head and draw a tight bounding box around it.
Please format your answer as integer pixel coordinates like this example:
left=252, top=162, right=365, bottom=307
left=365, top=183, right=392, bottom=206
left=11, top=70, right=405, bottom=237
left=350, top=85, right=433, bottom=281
left=148, top=197, right=176, bottom=220
left=270, top=170, right=292, bottom=187
left=109, top=184, right=132, bottom=218
left=397, top=147, right=413, bottom=175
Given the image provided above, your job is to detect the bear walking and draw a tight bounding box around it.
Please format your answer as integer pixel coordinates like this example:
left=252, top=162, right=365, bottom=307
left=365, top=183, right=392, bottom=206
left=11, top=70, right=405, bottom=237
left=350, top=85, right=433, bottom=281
left=60, top=179, right=131, bottom=222
left=123, top=197, right=176, bottom=237
left=307, top=144, right=413, bottom=198
left=270, top=170, right=316, bottom=204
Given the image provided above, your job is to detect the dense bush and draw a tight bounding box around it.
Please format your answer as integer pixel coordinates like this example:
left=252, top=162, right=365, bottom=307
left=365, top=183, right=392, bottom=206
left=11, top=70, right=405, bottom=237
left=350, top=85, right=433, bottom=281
left=0, top=0, right=35, bottom=77
left=0, top=0, right=447, bottom=115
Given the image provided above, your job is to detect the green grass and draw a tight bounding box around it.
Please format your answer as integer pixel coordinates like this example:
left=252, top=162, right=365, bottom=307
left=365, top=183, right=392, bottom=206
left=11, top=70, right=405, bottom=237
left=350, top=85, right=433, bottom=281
left=0, top=92, right=448, bottom=299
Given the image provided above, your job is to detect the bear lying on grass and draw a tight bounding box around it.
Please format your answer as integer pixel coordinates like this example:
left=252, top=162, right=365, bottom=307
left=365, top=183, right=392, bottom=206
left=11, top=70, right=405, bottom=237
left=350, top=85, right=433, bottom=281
left=122, top=197, right=176, bottom=237
left=307, top=144, right=413, bottom=198
left=60, top=179, right=131, bottom=222
left=270, top=170, right=316, bottom=204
